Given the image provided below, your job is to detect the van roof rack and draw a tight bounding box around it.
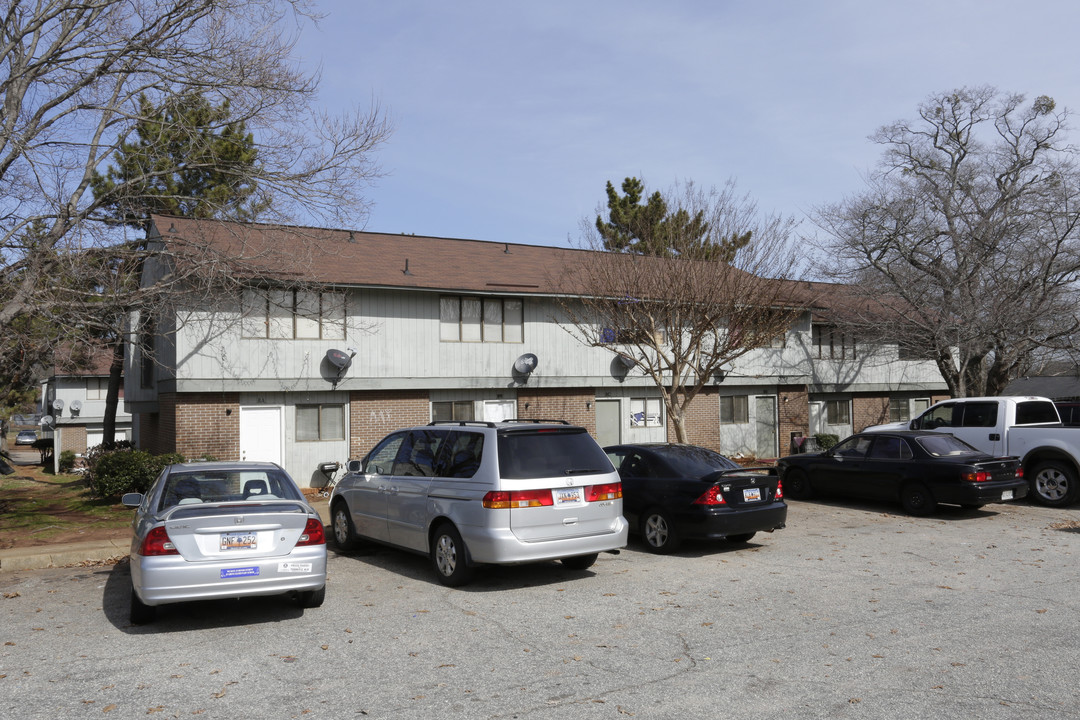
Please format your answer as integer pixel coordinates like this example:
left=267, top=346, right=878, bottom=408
left=427, top=419, right=571, bottom=427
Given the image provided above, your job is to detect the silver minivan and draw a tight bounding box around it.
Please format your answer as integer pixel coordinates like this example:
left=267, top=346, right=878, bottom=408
left=329, top=420, right=629, bottom=586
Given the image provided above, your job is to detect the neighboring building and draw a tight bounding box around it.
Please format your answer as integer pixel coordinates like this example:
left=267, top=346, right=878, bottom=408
left=124, top=216, right=948, bottom=488
left=39, top=346, right=133, bottom=473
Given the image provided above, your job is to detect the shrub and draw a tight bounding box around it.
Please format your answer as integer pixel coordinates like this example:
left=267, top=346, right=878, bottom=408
left=86, top=446, right=186, bottom=498
left=814, top=433, right=840, bottom=450
left=59, top=450, right=76, bottom=473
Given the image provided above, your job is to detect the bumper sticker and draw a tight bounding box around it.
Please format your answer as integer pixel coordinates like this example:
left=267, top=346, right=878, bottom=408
left=278, top=562, right=313, bottom=573
left=221, top=566, right=260, bottom=579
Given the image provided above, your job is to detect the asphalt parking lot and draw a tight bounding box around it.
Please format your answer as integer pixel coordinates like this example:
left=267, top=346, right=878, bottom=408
left=2, top=498, right=1079, bottom=719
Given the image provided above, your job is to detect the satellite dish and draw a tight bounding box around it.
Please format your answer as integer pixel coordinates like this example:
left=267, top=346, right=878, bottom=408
left=41, top=415, right=54, bottom=426
left=513, top=353, right=539, bottom=375
left=70, top=399, right=82, bottom=413
left=616, top=354, right=637, bottom=370
left=325, top=348, right=353, bottom=370
left=52, top=399, right=64, bottom=412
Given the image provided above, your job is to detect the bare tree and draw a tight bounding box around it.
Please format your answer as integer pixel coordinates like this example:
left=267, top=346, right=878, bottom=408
left=813, top=87, right=1080, bottom=397
left=0, top=0, right=392, bottom=389
left=560, top=179, right=808, bottom=444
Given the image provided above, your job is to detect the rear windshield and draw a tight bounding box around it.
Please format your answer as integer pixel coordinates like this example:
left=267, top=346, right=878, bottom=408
left=498, top=429, right=614, bottom=479
left=655, top=445, right=740, bottom=476
left=915, top=434, right=981, bottom=458
left=1015, top=400, right=1060, bottom=425
left=158, top=468, right=303, bottom=511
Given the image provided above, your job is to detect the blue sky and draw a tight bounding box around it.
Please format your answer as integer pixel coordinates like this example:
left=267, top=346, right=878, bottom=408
left=292, top=1, right=1080, bottom=247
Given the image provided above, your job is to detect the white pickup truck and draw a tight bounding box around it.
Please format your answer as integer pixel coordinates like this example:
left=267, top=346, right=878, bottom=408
left=866, top=396, right=1080, bottom=507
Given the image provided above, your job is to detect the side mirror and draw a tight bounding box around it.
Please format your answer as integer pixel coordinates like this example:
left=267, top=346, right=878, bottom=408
left=346, top=459, right=363, bottom=473
left=121, top=492, right=143, bottom=508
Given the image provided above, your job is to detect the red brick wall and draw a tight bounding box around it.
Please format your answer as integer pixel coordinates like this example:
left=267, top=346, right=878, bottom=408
left=517, top=388, right=596, bottom=434
left=778, top=385, right=810, bottom=455
left=349, top=389, right=430, bottom=458
left=680, top=387, right=719, bottom=448
left=174, top=393, right=239, bottom=460
left=854, top=395, right=890, bottom=432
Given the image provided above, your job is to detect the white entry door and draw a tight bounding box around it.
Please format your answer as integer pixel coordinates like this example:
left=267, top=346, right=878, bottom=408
left=484, top=400, right=516, bottom=422
left=240, top=406, right=282, bottom=465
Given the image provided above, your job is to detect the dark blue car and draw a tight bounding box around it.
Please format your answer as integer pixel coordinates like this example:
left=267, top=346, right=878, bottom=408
left=604, top=443, right=786, bottom=553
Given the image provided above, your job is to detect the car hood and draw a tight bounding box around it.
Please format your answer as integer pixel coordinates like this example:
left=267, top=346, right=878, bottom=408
left=862, top=421, right=910, bottom=432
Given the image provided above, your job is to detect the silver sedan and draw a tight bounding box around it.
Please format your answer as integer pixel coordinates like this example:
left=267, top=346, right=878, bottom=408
left=122, top=461, right=327, bottom=624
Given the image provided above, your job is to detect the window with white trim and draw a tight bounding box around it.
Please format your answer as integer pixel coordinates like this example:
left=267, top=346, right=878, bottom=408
left=630, top=398, right=662, bottom=427
left=888, top=398, right=910, bottom=423
left=813, top=324, right=855, bottom=359
left=720, top=395, right=749, bottom=424
left=431, top=401, right=475, bottom=422
left=826, top=399, right=850, bottom=425
left=296, top=404, right=345, bottom=441
left=440, top=296, right=523, bottom=342
left=242, top=288, right=346, bottom=340
left=86, top=378, right=108, bottom=401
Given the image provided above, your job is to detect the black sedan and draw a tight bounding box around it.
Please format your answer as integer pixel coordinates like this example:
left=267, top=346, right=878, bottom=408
left=604, top=443, right=786, bottom=553
left=777, top=431, right=1027, bottom=516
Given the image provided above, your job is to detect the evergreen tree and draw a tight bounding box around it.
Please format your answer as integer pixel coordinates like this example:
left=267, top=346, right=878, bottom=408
left=596, top=177, right=750, bottom=260
left=92, top=93, right=267, bottom=231
left=90, top=92, right=266, bottom=444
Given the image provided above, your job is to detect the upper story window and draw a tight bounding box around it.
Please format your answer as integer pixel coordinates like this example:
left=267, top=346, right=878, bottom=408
left=242, top=287, right=346, bottom=340
left=813, top=324, right=855, bottom=360
left=440, top=296, right=523, bottom=343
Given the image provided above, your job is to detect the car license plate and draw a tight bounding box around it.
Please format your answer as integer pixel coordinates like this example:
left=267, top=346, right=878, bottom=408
left=743, top=487, right=762, bottom=502
left=555, top=487, right=583, bottom=505
left=1001, top=489, right=1014, bottom=501
left=220, top=532, right=257, bottom=551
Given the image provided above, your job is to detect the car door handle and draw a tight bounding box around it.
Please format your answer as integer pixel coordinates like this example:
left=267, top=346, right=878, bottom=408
left=989, top=433, right=1000, bottom=441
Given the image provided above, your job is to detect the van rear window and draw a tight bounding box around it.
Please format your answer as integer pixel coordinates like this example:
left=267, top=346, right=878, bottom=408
left=498, top=430, right=614, bottom=479
left=1015, top=401, right=1060, bottom=425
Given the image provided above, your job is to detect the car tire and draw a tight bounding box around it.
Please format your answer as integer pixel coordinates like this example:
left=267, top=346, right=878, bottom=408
left=727, top=532, right=757, bottom=543
left=900, top=482, right=938, bottom=516
left=641, top=509, right=681, bottom=554
left=295, top=585, right=326, bottom=609
left=1029, top=460, right=1079, bottom=507
left=561, top=553, right=598, bottom=570
left=129, top=586, right=156, bottom=625
left=331, top=501, right=361, bottom=551
left=431, top=523, right=474, bottom=587
left=783, top=468, right=813, bottom=499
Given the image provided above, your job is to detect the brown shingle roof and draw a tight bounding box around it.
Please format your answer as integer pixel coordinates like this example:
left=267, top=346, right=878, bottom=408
left=151, top=215, right=830, bottom=310
left=153, top=215, right=589, bottom=296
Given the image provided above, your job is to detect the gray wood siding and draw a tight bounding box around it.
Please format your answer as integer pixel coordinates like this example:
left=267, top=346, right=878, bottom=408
left=165, top=288, right=944, bottom=393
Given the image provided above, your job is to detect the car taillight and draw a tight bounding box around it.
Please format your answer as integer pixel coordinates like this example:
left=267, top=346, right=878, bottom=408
left=776, top=479, right=784, bottom=499
left=297, top=518, right=326, bottom=546
left=483, top=489, right=555, bottom=509
left=585, top=482, right=622, bottom=501
left=963, top=470, right=990, bottom=483
left=139, top=526, right=178, bottom=556
left=1016, top=467, right=1024, bottom=479
left=693, top=486, right=727, bottom=505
